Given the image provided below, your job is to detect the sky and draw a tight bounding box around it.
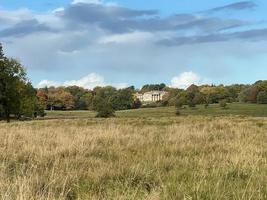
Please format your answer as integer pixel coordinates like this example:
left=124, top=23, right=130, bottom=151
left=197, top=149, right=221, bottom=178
left=0, top=0, right=267, bottom=89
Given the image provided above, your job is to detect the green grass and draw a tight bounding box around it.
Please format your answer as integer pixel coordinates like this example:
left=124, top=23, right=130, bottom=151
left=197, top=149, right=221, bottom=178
left=45, top=103, right=267, bottom=119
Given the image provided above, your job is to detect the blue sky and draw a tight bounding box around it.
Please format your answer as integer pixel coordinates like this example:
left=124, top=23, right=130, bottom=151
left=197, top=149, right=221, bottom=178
left=0, top=0, right=267, bottom=89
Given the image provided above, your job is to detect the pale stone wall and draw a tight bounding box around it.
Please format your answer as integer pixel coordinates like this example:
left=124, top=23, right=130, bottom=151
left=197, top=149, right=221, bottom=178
left=135, top=91, right=168, bottom=102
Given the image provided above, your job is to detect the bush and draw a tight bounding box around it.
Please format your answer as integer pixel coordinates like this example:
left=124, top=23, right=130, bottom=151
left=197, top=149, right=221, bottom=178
left=95, top=105, right=115, bottom=118
left=132, top=98, right=142, bottom=109
left=175, top=97, right=186, bottom=109
left=175, top=108, right=181, bottom=116
left=93, top=97, right=115, bottom=118
left=188, top=101, right=196, bottom=108
left=34, top=105, right=46, bottom=117
left=219, top=100, right=227, bottom=109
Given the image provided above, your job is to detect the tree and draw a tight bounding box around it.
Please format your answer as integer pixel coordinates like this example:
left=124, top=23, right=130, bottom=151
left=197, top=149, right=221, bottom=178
left=254, top=80, right=267, bottom=91
left=109, top=88, right=134, bottom=110
left=0, top=58, right=26, bottom=122
left=246, top=86, right=259, bottom=103
left=185, top=84, right=204, bottom=107
left=17, top=82, right=37, bottom=118
left=175, top=96, right=186, bottom=108
left=36, top=89, right=48, bottom=109
left=0, top=43, right=43, bottom=122
left=46, top=87, right=75, bottom=110
left=64, top=86, right=93, bottom=110
left=0, top=44, right=4, bottom=59
left=226, top=84, right=246, bottom=102
left=238, top=88, right=249, bottom=103
left=187, top=84, right=199, bottom=93
left=257, top=91, right=267, bottom=104
left=93, top=86, right=117, bottom=99
left=174, top=95, right=186, bottom=116
left=79, top=92, right=93, bottom=110
left=92, top=96, right=115, bottom=118
left=141, top=83, right=166, bottom=93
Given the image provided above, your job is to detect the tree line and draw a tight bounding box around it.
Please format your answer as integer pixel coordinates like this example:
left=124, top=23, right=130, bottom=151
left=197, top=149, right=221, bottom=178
left=164, top=81, right=267, bottom=109
left=36, top=81, right=267, bottom=112
left=37, top=85, right=142, bottom=117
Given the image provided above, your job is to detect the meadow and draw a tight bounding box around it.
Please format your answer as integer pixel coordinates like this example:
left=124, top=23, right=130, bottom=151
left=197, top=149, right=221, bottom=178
left=45, top=103, right=267, bottom=119
left=1, top=103, right=267, bottom=199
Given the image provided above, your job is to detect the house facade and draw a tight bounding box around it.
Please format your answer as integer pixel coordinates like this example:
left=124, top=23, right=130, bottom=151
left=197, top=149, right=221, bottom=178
left=135, top=91, right=168, bottom=102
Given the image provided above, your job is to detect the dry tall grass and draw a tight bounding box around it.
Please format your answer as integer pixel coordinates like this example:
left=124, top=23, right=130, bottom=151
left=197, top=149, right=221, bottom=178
left=0, top=116, right=267, bottom=199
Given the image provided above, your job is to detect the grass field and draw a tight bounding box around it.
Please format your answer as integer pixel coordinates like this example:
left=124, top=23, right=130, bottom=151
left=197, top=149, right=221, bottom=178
left=1, top=103, right=267, bottom=199
left=45, top=103, right=267, bottom=119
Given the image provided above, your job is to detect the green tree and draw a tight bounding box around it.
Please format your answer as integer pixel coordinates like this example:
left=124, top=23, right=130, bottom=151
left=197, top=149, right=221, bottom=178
left=109, top=88, right=134, bottom=110
left=92, top=96, right=115, bottom=118
left=0, top=43, right=42, bottom=122
left=175, top=96, right=186, bottom=108
left=65, top=86, right=93, bottom=110
left=0, top=58, right=25, bottom=122
left=93, top=86, right=117, bottom=99
left=79, top=92, right=93, bottom=110
left=141, top=83, right=166, bottom=93
left=238, top=88, right=249, bottom=103
left=257, top=91, right=267, bottom=104
left=17, top=82, right=37, bottom=118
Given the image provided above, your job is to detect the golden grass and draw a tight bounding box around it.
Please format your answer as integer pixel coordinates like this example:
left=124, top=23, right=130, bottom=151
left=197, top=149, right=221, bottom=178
left=0, top=116, right=267, bottom=199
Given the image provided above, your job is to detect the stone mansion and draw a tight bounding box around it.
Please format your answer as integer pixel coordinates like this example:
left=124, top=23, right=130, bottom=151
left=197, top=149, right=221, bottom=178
left=135, top=91, right=168, bottom=102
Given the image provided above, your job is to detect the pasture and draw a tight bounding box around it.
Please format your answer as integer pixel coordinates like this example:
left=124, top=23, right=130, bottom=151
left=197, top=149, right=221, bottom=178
left=45, top=103, right=267, bottom=119
left=1, top=103, right=267, bottom=199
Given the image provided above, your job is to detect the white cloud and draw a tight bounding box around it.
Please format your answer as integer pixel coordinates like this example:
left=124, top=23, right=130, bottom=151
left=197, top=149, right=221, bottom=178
left=99, top=32, right=154, bottom=44
left=71, top=0, right=117, bottom=6
left=63, top=73, right=105, bottom=88
left=171, top=71, right=209, bottom=89
left=37, top=80, right=61, bottom=88
left=71, top=0, right=101, bottom=5
left=52, top=7, right=65, bottom=13
left=36, top=73, right=128, bottom=89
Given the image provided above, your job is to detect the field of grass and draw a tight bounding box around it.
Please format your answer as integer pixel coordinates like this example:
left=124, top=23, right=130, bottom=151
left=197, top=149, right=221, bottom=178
left=45, top=103, right=267, bottom=119
left=1, top=104, right=267, bottom=199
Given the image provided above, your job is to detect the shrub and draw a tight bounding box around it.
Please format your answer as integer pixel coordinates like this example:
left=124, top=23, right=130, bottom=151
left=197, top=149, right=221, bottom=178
left=219, top=100, right=227, bottom=109
left=96, top=106, right=115, bottom=118
left=92, top=96, right=115, bottom=118
left=175, top=108, right=181, bottom=116
left=132, top=98, right=142, bottom=109
left=95, top=101, right=115, bottom=118
left=188, top=101, right=196, bottom=108
left=175, top=97, right=186, bottom=109
left=34, top=105, right=46, bottom=117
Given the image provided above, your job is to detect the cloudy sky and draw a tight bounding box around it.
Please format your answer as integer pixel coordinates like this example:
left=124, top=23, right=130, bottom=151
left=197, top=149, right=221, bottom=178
left=0, top=0, right=267, bottom=89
